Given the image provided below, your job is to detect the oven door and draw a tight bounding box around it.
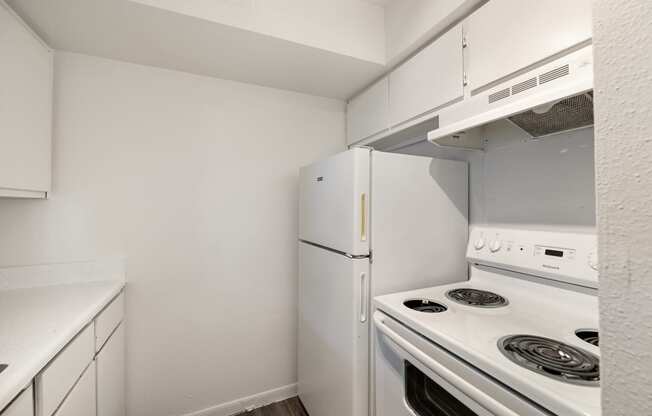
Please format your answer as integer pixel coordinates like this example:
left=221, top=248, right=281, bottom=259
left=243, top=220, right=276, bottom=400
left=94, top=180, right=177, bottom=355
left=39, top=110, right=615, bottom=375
left=374, top=311, right=552, bottom=416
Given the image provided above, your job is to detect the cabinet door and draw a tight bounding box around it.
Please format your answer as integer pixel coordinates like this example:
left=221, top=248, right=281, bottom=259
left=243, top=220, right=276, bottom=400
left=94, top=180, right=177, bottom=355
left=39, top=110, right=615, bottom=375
left=388, top=24, right=464, bottom=127
left=346, top=77, right=389, bottom=145
left=0, top=2, right=52, bottom=197
left=466, top=0, right=592, bottom=92
left=95, top=293, right=124, bottom=352
left=96, top=323, right=125, bottom=416
left=52, top=364, right=95, bottom=416
left=1, top=386, right=33, bottom=416
left=36, top=324, right=94, bottom=416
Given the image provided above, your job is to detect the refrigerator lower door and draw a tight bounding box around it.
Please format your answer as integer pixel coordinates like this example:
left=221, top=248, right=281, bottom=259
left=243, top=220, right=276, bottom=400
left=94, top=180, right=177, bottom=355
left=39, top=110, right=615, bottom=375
left=298, top=241, right=370, bottom=416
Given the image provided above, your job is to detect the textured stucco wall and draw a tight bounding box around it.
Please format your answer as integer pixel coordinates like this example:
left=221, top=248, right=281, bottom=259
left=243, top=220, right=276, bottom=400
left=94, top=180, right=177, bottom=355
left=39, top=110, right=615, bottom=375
left=593, top=1, right=652, bottom=414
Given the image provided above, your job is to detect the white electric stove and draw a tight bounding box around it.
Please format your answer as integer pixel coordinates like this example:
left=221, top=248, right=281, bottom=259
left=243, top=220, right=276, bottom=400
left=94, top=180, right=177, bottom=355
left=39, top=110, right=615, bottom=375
left=373, top=226, right=600, bottom=416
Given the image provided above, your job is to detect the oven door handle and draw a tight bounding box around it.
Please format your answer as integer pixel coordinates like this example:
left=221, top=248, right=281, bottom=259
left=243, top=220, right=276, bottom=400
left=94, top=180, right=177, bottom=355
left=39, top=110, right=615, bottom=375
left=374, top=314, right=521, bottom=416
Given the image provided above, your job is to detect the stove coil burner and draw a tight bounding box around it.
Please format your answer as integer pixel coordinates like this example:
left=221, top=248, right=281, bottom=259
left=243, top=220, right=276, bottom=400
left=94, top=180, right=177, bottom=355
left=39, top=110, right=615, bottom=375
left=446, top=288, right=508, bottom=308
left=576, top=330, right=599, bottom=347
left=403, top=299, right=447, bottom=313
left=499, top=335, right=600, bottom=386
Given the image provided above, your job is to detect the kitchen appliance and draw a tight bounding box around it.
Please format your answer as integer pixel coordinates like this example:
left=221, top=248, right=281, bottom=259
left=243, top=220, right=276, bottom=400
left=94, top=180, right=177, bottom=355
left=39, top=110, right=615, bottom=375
left=374, top=226, right=600, bottom=416
left=429, top=45, right=594, bottom=150
left=298, top=148, right=468, bottom=416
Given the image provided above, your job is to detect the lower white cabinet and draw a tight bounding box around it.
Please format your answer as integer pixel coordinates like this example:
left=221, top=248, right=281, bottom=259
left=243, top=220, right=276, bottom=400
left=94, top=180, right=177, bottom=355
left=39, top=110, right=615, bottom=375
left=52, top=365, right=95, bottom=416
left=95, top=294, right=125, bottom=352
left=96, top=323, right=125, bottom=416
left=1, top=386, right=33, bottom=416
left=7, top=290, right=125, bottom=416
left=36, top=324, right=95, bottom=416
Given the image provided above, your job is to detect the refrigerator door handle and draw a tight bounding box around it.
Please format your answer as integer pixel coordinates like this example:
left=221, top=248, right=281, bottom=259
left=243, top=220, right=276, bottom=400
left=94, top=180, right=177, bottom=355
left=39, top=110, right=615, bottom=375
left=360, top=193, right=367, bottom=242
left=360, top=272, right=368, bottom=323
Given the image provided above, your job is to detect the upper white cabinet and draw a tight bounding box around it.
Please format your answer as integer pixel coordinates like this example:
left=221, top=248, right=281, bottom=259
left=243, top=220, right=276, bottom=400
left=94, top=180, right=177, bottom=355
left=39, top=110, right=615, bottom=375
left=346, top=23, right=464, bottom=145
left=466, top=0, right=592, bottom=92
left=0, top=1, right=53, bottom=198
left=388, top=24, right=464, bottom=128
left=346, top=77, right=389, bottom=145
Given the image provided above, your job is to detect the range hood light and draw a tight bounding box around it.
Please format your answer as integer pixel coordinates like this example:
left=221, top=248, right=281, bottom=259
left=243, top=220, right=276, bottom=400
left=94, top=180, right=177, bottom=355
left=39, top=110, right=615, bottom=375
left=532, top=101, right=558, bottom=114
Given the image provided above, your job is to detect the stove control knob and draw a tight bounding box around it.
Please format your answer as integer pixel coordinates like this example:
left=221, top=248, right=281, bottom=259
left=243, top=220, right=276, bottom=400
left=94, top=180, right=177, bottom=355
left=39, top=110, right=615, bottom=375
left=588, top=251, right=599, bottom=271
left=489, top=239, right=502, bottom=253
left=474, top=237, right=485, bottom=250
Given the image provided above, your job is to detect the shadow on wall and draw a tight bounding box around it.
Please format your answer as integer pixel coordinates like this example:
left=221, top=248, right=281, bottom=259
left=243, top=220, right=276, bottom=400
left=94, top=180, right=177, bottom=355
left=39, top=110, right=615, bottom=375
left=429, top=158, right=468, bottom=220
left=391, top=119, right=596, bottom=231
left=481, top=120, right=595, bottom=230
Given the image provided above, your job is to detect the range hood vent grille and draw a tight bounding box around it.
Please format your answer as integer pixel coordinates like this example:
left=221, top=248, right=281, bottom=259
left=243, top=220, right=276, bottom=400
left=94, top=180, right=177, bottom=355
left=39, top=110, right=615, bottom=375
left=508, top=92, right=594, bottom=137
left=539, top=64, right=570, bottom=84
left=488, top=88, right=510, bottom=103
left=486, top=64, right=572, bottom=105
left=511, top=77, right=537, bottom=95
left=428, top=46, right=593, bottom=150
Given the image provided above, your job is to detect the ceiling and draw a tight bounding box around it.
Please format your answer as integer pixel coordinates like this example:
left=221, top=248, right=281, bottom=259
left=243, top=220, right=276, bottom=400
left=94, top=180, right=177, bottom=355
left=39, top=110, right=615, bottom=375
left=7, top=0, right=388, bottom=99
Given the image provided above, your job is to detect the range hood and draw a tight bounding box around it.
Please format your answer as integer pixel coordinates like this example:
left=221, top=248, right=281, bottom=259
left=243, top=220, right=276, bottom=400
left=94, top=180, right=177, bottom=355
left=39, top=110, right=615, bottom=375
left=428, top=45, right=594, bottom=150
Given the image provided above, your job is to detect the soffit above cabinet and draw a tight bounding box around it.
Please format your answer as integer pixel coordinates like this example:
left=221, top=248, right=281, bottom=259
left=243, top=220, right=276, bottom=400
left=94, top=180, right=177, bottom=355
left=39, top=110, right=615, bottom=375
left=6, top=0, right=387, bottom=99
left=130, top=0, right=387, bottom=65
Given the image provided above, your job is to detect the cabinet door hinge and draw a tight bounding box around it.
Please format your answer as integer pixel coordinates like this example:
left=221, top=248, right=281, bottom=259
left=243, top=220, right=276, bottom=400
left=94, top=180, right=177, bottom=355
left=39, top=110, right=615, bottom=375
left=463, top=73, right=469, bottom=87
left=462, top=36, right=468, bottom=48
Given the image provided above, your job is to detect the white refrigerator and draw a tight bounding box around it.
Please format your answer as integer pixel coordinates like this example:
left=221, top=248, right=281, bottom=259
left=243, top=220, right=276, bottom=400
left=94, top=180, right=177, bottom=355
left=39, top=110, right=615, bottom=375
left=297, top=148, right=468, bottom=416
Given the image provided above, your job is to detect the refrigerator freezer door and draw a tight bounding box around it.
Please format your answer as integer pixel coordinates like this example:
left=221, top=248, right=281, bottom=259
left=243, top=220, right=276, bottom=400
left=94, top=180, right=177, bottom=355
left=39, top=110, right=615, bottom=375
left=298, top=241, right=369, bottom=416
left=299, top=148, right=370, bottom=256
left=371, top=151, right=469, bottom=296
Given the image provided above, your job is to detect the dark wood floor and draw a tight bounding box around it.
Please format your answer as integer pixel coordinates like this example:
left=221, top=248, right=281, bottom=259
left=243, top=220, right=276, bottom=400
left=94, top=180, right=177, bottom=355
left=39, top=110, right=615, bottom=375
left=238, top=397, right=308, bottom=416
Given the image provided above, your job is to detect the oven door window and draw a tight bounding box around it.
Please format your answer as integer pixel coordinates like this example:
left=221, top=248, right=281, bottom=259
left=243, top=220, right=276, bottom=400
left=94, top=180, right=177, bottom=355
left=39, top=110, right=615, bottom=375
left=405, top=362, right=478, bottom=416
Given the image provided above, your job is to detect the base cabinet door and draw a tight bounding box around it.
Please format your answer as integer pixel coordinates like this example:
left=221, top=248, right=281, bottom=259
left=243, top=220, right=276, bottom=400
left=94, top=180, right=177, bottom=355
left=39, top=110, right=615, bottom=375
left=1, top=386, right=33, bottom=416
left=53, top=365, right=95, bottom=416
left=96, top=323, right=125, bottom=416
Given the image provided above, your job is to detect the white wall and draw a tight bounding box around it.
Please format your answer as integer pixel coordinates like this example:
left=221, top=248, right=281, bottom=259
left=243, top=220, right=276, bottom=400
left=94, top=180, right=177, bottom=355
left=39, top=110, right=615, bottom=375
left=593, top=1, right=652, bottom=414
left=395, top=121, right=596, bottom=231
left=0, top=52, right=345, bottom=416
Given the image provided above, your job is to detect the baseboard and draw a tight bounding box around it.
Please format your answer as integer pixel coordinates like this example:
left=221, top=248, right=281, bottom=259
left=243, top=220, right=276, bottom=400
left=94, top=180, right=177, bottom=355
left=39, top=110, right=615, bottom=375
left=181, top=383, right=298, bottom=416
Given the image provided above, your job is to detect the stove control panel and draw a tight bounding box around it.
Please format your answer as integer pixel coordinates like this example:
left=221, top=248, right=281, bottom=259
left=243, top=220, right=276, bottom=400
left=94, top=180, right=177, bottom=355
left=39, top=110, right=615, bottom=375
left=467, top=227, right=598, bottom=289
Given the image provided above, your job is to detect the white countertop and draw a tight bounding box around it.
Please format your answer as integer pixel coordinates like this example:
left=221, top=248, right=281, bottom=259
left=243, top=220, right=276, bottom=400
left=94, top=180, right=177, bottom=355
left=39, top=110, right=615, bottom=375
left=0, top=280, right=124, bottom=411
